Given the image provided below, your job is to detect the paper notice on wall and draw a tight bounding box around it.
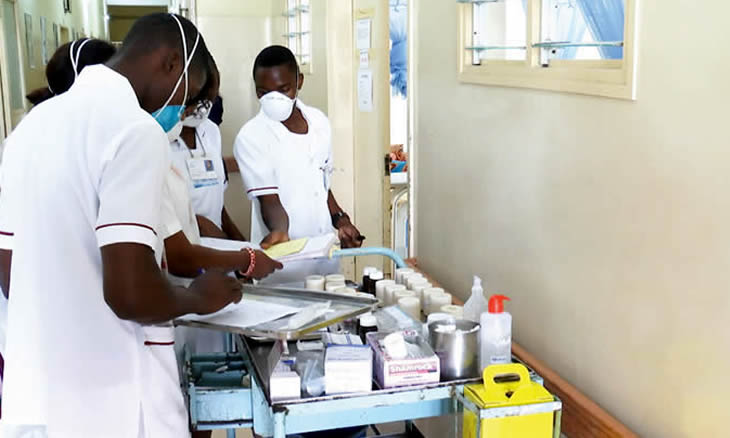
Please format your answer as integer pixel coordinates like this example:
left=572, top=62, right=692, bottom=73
left=357, top=69, right=374, bottom=112
left=356, top=18, right=371, bottom=50
left=359, top=50, right=370, bottom=69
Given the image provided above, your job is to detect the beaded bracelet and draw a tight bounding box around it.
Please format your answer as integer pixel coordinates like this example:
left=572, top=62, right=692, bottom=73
left=242, top=247, right=256, bottom=278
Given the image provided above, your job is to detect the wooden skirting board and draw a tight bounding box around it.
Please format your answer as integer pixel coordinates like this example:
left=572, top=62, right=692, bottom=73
left=405, top=258, right=638, bottom=438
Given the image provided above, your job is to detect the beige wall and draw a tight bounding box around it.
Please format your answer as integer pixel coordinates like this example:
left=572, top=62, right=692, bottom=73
left=298, top=0, right=327, bottom=113
left=351, top=0, right=388, bottom=275
left=197, top=0, right=331, bottom=239
left=196, top=0, right=274, bottom=236
left=415, top=1, right=730, bottom=437
left=14, top=0, right=106, bottom=100
left=108, top=5, right=167, bottom=42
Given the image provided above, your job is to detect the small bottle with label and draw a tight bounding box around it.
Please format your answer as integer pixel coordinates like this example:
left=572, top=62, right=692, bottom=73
left=361, top=267, right=377, bottom=292
left=368, top=271, right=383, bottom=295
left=358, top=313, right=378, bottom=344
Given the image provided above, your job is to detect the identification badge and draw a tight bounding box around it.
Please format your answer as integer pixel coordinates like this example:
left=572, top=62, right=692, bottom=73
left=186, top=157, right=219, bottom=189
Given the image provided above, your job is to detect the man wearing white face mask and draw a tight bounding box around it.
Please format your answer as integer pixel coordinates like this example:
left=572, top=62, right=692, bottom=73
left=0, top=14, right=244, bottom=438
left=235, top=46, right=364, bottom=284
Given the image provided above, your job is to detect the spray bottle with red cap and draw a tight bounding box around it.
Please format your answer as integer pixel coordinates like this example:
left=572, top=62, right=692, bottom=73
left=479, top=294, right=512, bottom=370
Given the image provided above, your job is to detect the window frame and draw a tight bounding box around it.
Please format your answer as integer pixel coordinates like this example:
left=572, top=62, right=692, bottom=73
left=284, top=0, right=313, bottom=75
left=457, top=0, right=638, bottom=100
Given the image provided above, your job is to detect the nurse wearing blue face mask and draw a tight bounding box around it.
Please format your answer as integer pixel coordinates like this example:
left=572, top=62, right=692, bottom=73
left=0, top=13, right=243, bottom=438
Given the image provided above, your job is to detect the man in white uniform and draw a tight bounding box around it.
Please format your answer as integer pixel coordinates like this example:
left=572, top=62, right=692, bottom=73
left=235, top=46, right=363, bottom=283
left=0, top=14, right=243, bottom=438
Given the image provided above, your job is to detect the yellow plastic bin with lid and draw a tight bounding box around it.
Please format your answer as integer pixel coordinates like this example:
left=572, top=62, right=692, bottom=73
left=463, top=363, right=556, bottom=438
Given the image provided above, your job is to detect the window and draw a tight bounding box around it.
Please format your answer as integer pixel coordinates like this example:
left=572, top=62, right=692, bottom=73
left=457, top=0, right=637, bottom=99
left=284, top=0, right=312, bottom=73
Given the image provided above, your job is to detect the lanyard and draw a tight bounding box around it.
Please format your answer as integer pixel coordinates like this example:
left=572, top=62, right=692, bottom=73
left=185, top=131, right=207, bottom=158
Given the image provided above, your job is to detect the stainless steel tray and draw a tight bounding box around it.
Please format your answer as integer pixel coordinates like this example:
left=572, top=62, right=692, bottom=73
left=176, top=284, right=378, bottom=340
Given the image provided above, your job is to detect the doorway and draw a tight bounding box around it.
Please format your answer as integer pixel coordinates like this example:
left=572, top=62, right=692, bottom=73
left=388, top=0, right=412, bottom=260
left=59, top=25, right=69, bottom=44
left=0, top=0, right=25, bottom=133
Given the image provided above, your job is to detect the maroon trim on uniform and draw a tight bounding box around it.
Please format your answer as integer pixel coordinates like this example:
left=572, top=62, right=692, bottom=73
left=96, top=222, right=157, bottom=236
left=246, top=186, right=278, bottom=194
left=144, top=341, right=175, bottom=346
left=0, top=231, right=13, bottom=237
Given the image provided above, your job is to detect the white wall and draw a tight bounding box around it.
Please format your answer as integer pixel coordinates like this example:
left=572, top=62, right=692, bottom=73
left=415, top=1, right=730, bottom=437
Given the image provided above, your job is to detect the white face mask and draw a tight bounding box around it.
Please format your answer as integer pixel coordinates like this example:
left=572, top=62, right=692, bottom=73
left=182, top=102, right=210, bottom=128
left=167, top=121, right=183, bottom=142
left=259, top=92, right=295, bottom=122
left=259, top=73, right=299, bottom=122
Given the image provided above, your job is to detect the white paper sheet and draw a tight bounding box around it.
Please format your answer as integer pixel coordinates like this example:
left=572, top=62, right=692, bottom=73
left=275, top=233, right=338, bottom=263
left=179, top=297, right=299, bottom=329
left=200, top=237, right=259, bottom=252
left=358, top=69, right=374, bottom=112
left=356, top=18, right=371, bottom=50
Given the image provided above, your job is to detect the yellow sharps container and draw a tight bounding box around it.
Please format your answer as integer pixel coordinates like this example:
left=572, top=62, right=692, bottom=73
left=463, top=363, right=556, bottom=438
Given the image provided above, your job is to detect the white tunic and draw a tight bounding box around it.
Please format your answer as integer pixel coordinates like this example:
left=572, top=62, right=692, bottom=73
left=0, top=65, right=188, bottom=438
left=234, top=100, right=339, bottom=284
left=169, top=120, right=227, bottom=228
left=160, top=164, right=224, bottom=359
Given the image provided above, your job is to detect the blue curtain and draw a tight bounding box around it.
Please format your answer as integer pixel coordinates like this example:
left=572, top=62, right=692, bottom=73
left=576, top=0, right=624, bottom=59
left=389, top=3, right=407, bottom=97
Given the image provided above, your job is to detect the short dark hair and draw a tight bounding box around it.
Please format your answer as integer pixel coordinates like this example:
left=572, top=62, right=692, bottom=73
left=119, top=13, right=211, bottom=80
left=252, top=45, right=299, bottom=80
left=26, top=38, right=116, bottom=106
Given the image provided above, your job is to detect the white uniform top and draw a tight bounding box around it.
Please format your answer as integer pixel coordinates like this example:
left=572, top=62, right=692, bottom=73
left=161, top=164, right=202, bottom=248
left=234, top=100, right=339, bottom=284
left=234, top=100, right=334, bottom=242
left=0, top=65, right=188, bottom=438
left=169, top=120, right=227, bottom=228
left=160, top=165, right=224, bottom=358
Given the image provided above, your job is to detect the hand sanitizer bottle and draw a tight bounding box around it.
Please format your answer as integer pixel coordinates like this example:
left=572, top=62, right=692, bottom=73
left=479, top=294, right=512, bottom=370
left=463, top=276, right=488, bottom=322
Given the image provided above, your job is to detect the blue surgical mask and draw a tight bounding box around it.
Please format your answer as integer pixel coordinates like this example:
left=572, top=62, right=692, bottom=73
left=152, top=15, right=200, bottom=133
left=152, top=105, right=185, bottom=133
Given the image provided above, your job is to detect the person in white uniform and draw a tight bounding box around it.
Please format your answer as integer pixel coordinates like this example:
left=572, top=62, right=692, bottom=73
left=0, top=37, right=116, bottom=413
left=235, top=46, right=364, bottom=283
left=168, top=59, right=247, bottom=242
left=161, top=70, right=282, bottom=401
left=0, top=14, right=243, bottom=438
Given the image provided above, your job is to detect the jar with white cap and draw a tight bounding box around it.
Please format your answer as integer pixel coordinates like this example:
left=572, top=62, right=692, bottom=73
left=385, top=284, right=407, bottom=306
left=429, top=292, right=452, bottom=315
left=406, top=274, right=426, bottom=291
left=325, top=274, right=346, bottom=286
left=398, top=296, right=421, bottom=320
left=375, top=279, right=396, bottom=304
left=395, top=267, right=414, bottom=285
left=305, top=275, right=325, bottom=291
left=413, top=282, right=433, bottom=306
left=422, top=287, right=445, bottom=313
left=393, top=289, right=416, bottom=303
